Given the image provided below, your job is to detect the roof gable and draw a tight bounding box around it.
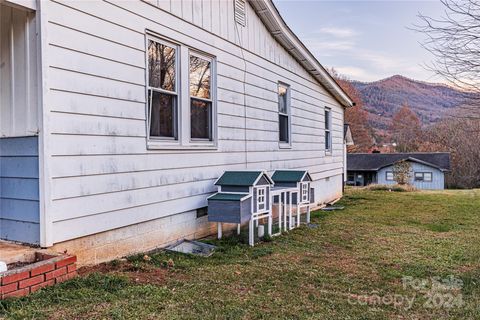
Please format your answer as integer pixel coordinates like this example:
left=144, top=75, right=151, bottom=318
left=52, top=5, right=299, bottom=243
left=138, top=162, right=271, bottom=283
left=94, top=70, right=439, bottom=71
left=215, top=171, right=273, bottom=187
left=347, top=153, right=451, bottom=172
left=271, top=170, right=311, bottom=183
left=249, top=0, right=354, bottom=108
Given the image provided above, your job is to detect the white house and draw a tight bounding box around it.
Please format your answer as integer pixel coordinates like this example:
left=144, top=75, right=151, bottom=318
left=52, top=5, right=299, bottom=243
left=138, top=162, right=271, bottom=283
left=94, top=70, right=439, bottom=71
left=0, top=0, right=353, bottom=264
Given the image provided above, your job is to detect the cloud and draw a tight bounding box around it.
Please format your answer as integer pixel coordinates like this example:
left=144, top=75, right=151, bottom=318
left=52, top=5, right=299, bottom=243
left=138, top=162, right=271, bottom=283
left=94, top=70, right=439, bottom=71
left=316, top=27, right=358, bottom=38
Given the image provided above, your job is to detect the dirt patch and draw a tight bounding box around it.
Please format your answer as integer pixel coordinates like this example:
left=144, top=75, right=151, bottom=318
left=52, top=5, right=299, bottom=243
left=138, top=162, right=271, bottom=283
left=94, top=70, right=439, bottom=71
left=79, top=260, right=169, bottom=286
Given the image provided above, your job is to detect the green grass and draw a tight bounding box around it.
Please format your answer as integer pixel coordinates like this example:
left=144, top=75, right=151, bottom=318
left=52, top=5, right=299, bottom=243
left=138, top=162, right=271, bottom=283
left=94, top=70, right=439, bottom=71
left=1, top=189, right=479, bottom=319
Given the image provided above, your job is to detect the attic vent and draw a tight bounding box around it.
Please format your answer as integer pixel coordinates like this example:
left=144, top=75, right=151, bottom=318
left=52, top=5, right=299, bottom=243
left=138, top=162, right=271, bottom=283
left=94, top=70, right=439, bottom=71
left=234, top=0, right=246, bottom=27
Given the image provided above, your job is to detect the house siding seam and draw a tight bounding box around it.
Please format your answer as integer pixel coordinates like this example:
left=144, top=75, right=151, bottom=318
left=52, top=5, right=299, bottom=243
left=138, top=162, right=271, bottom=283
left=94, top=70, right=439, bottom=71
left=37, top=0, right=346, bottom=248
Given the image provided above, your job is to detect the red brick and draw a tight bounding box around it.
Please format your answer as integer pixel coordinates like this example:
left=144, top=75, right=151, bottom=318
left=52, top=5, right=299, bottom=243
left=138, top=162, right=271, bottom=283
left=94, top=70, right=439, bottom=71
left=55, top=256, right=77, bottom=268
left=2, top=287, right=29, bottom=299
left=30, top=263, right=55, bottom=276
left=45, top=267, right=66, bottom=281
left=55, top=271, right=77, bottom=284
left=19, top=275, right=44, bottom=289
left=0, top=282, right=18, bottom=295
left=67, top=264, right=76, bottom=273
left=30, top=280, right=55, bottom=293
left=1, top=271, right=29, bottom=285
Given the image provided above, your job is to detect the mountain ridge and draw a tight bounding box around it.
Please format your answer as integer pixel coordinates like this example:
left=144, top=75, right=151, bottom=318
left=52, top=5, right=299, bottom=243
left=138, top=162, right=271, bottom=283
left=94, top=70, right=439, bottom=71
left=350, top=75, right=474, bottom=141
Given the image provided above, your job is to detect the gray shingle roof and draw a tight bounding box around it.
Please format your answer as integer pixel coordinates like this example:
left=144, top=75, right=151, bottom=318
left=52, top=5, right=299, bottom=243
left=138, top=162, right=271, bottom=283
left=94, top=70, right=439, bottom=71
left=347, top=153, right=451, bottom=172
left=271, top=170, right=309, bottom=183
left=215, top=171, right=264, bottom=186
left=208, top=193, right=249, bottom=201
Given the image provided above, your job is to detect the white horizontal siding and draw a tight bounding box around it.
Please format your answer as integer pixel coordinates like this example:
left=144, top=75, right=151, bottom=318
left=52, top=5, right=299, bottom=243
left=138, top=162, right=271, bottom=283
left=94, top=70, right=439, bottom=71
left=42, top=0, right=346, bottom=243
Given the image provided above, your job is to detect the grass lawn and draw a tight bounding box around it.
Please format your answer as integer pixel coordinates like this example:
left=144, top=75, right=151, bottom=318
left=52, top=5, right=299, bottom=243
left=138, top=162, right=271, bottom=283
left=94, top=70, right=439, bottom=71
left=1, top=188, right=479, bottom=319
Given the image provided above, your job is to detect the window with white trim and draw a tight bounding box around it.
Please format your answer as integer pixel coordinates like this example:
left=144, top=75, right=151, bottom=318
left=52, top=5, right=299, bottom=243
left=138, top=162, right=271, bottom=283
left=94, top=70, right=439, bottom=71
left=190, top=53, right=213, bottom=140
left=415, top=172, right=433, bottom=182
left=147, top=38, right=178, bottom=140
left=301, top=182, right=309, bottom=202
left=386, top=171, right=394, bottom=181
left=325, top=107, right=332, bottom=152
left=278, top=83, right=290, bottom=145
left=257, top=187, right=266, bottom=212
left=145, top=34, right=217, bottom=149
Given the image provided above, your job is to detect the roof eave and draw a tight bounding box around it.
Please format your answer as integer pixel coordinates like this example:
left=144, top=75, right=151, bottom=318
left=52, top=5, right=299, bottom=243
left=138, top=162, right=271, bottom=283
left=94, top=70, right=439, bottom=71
left=249, top=0, right=354, bottom=108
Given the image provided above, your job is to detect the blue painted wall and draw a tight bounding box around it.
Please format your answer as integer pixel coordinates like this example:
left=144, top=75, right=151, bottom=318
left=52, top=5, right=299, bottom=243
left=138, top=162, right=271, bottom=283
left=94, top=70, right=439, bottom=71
left=0, top=136, right=40, bottom=244
left=377, top=162, right=445, bottom=190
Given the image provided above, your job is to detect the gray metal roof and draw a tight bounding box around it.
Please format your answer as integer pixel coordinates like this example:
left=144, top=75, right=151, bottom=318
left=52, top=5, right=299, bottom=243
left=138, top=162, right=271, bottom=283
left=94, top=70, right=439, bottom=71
left=271, top=170, right=310, bottom=183
left=208, top=193, right=249, bottom=201
left=215, top=171, right=272, bottom=186
left=347, top=153, right=451, bottom=172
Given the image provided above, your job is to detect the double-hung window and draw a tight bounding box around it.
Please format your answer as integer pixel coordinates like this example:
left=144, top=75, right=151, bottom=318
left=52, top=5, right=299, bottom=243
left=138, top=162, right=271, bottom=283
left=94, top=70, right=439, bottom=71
left=189, top=53, right=213, bottom=140
left=278, top=83, right=290, bottom=145
left=257, top=187, right=266, bottom=212
left=386, top=171, right=394, bottom=181
left=147, top=39, right=178, bottom=140
left=325, top=107, right=332, bottom=152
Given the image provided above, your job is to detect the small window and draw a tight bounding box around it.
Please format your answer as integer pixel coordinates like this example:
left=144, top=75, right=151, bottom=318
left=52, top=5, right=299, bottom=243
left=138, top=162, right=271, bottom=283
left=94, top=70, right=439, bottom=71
left=196, top=207, right=208, bottom=218
left=386, top=171, right=394, bottom=181
left=257, top=187, right=266, bottom=212
left=347, top=173, right=355, bottom=182
left=414, top=172, right=424, bottom=181
left=415, top=172, right=432, bottom=182
left=301, top=182, right=309, bottom=202
left=278, top=83, right=290, bottom=144
left=147, top=39, right=178, bottom=139
left=325, top=107, right=332, bottom=152
left=190, top=53, right=213, bottom=140
left=424, top=172, right=432, bottom=182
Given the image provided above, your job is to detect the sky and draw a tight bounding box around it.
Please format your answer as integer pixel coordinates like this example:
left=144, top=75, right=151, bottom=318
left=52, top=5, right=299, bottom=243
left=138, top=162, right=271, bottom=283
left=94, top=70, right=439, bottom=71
left=274, top=0, right=446, bottom=83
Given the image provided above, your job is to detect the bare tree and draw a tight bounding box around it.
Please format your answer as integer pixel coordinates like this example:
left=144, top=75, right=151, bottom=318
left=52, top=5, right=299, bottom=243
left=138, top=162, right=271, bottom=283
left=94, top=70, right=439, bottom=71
left=391, top=104, right=423, bottom=152
left=393, top=160, right=412, bottom=185
left=415, top=0, right=480, bottom=96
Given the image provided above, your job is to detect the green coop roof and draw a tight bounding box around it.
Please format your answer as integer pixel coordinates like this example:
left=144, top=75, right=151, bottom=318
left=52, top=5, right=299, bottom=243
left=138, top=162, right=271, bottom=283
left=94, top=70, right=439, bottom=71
left=271, top=170, right=311, bottom=183
left=207, top=193, right=250, bottom=201
left=215, top=171, right=272, bottom=186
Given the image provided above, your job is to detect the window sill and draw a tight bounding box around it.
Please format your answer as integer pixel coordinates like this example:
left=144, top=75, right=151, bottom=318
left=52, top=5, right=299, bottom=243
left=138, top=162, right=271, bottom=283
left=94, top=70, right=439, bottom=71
left=147, top=140, right=218, bottom=151
left=279, top=143, right=292, bottom=149
left=325, top=150, right=332, bottom=156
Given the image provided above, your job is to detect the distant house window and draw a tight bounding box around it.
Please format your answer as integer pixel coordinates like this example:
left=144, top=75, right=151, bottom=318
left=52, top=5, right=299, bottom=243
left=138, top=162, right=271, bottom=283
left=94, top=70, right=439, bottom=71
left=347, top=173, right=355, bottom=182
left=278, top=83, right=290, bottom=144
left=301, top=182, right=309, bottom=202
left=424, top=172, right=432, bottom=182
left=415, top=172, right=433, bottom=182
left=196, top=207, right=208, bottom=218
left=386, top=171, right=394, bottom=181
left=325, top=107, right=332, bottom=152
left=190, top=53, right=213, bottom=140
left=147, top=38, right=178, bottom=139
left=257, top=187, right=266, bottom=212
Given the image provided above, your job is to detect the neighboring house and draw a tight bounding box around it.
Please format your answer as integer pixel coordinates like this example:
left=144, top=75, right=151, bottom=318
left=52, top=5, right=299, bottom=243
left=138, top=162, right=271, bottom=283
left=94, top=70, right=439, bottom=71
left=347, top=153, right=451, bottom=190
left=0, top=0, right=353, bottom=264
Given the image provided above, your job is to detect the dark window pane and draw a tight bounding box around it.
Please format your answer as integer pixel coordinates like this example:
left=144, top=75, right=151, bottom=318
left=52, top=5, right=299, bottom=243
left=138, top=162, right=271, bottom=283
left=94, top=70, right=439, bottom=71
left=148, top=40, right=176, bottom=91
left=190, top=56, right=211, bottom=99
left=149, top=90, right=176, bottom=138
left=278, top=85, right=288, bottom=113
left=325, top=131, right=331, bottom=150
left=191, top=98, right=212, bottom=140
left=279, top=114, right=289, bottom=143
left=325, top=109, right=330, bottom=130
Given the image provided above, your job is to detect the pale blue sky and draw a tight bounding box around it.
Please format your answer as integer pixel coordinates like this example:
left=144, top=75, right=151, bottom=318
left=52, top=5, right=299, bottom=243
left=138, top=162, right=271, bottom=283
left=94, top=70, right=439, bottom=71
left=274, top=0, right=445, bottom=82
